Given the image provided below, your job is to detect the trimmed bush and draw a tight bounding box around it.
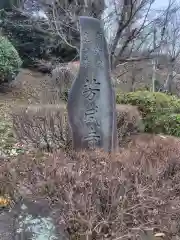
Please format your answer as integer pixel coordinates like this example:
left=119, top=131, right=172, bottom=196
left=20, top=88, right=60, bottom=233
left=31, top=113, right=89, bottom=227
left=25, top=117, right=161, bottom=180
left=116, top=104, right=144, bottom=145
left=145, top=113, right=180, bottom=137
left=0, top=35, right=22, bottom=83
left=116, top=91, right=180, bottom=117
left=12, top=103, right=143, bottom=150
left=116, top=91, right=180, bottom=137
left=50, top=63, right=78, bottom=102
left=12, top=104, right=72, bottom=151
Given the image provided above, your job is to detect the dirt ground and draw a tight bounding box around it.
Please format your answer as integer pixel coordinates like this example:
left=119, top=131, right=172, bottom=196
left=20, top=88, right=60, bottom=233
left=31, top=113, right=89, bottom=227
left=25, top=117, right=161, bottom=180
left=0, top=68, right=66, bottom=118
left=0, top=69, right=44, bottom=114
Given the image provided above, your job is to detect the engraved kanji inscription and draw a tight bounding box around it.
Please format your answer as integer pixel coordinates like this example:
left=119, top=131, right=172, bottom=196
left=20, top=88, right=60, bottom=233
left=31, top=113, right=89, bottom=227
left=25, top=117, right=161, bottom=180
left=84, top=103, right=100, bottom=126
left=82, top=78, right=100, bottom=101
left=81, top=49, right=90, bottom=68
left=82, top=59, right=90, bottom=68
left=82, top=31, right=90, bottom=43
left=96, top=31, right=103, bottom=41
left=82, top=47, right=89, bottom=54
left=84, top=124, right=101, bottom=149
left=96, top=59, right=105, bottom=68
left=93, top=46, right=102, bottom=55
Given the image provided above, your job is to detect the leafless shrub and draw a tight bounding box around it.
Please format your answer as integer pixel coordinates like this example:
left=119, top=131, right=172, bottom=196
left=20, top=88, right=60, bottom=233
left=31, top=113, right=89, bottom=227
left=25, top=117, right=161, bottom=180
left=11, top=102, right=144, bottom=153
left=11, top=104, right=72, bottom=151
left=123, top=133, right=180, bottom=167
left=116, top=104, right=144, bottom=145
left=49, top=63, right=78, bottom=103
left=1, top=141, right=180, bottom=239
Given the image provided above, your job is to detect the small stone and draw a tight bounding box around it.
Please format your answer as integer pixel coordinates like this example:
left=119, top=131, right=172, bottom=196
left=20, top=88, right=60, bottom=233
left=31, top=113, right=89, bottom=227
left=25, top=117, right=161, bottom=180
left=154, top=233, right=166, bottom=238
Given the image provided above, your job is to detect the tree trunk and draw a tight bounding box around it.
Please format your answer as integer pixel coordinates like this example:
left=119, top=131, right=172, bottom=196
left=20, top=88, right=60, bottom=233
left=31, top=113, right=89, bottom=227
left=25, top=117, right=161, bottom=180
left=151, top=58, right=156, bottom=92
left=163, top=60, right=174, bottom=93
left=151, top=27, right=157, bottom=92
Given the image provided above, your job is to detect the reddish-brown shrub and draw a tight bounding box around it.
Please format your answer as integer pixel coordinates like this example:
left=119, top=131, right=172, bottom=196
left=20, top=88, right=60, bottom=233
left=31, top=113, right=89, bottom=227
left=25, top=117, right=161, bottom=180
left=11, top=103, right=144, bottom=152
left=122, top=133, right=180, bottom=167
left=50, top=63, right=78, bottom=102
left=1, top=138, right=180, bottom=239
left=116, top=104, right=144, bottom=146
left=11, top=104, right=72, bottom=151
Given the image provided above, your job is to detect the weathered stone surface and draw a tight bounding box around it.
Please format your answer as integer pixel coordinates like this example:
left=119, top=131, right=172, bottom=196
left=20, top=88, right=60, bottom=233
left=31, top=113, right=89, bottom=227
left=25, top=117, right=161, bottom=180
left=67, top=16, right=118, bottom=152
left=0, top=211, right=14, bottom=240
left=0, top=199, right=66, bottom=240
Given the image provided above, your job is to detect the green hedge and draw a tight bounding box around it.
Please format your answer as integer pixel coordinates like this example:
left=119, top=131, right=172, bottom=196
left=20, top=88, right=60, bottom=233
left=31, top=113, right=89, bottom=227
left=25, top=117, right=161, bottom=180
left=0, top=9, right=77, bottom=68
left=145, top=113, right=180, bottom=137
left=116, top=91, right=180, bottom=117
left=0, top=35, right=22, bottom=83
left=116, top=91, right=180, bottom=137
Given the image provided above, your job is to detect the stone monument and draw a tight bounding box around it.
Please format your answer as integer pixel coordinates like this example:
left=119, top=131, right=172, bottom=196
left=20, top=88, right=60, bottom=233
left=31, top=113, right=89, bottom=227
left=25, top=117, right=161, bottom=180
left=67, top=16, right=118, bottom=152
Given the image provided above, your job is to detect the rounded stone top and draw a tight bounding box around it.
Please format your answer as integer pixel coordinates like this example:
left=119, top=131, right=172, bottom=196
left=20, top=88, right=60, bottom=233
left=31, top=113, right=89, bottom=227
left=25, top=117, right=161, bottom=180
left=79, top=16, right=103, bottom=31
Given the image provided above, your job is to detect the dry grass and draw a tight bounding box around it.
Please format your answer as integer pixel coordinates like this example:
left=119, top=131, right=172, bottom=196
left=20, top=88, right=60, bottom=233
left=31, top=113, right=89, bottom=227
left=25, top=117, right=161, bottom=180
left=124, top=133, right=180, bottom=164
left=8, top=68, right=67, bottom=104
left=0, top=140, right=180, bottom=239
left=9, top=68, right=50, bottom=104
